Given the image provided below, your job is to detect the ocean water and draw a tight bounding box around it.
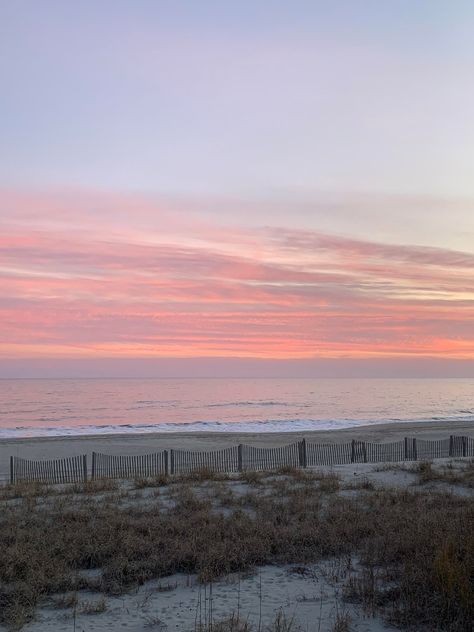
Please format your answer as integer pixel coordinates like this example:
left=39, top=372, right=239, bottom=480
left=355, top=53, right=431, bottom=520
left=0, top=377, right=473, bottom=438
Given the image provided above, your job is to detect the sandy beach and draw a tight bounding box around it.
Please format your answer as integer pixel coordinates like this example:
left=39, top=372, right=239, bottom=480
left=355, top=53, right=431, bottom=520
left=2, top=421, right=474, bottom=631
left=1, top=419, right=473, bottom=481
left=2, top=448, right=474, bottom=631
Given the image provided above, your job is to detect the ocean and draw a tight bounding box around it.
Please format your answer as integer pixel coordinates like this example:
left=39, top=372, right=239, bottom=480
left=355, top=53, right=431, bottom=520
left=0, top=377, right=473, bottom=438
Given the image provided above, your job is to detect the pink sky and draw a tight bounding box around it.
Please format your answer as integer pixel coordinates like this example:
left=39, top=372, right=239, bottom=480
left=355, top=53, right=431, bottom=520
left=2, top=3, right=474, bottom=377
left=1, top=190, right=474, bottom=376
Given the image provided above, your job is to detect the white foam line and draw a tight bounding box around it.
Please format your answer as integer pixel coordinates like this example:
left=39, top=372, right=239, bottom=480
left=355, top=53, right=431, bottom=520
left=1, top=415, right=473, bottom=439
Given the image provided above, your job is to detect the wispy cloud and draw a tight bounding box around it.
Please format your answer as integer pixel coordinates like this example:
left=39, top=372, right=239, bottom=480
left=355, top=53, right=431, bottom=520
left=1, top=191, right=474, bottom=359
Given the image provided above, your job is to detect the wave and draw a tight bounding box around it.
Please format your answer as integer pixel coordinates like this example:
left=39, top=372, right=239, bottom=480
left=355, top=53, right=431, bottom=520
left=1, top=414, right=473, bottom=439
left=132, top=400, right=295, bottom=410
left=206, top=400, right=292, bottom=408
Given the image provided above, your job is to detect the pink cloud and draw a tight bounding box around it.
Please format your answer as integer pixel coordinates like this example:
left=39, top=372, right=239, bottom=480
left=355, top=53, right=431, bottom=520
left=1, top=190, right=474, bottom=360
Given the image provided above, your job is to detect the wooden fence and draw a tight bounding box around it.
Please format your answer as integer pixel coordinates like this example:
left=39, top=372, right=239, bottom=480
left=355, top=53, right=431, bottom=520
left=170, top=446, right=239, bottom=475
left=241, top=442, right=300, bottom=471
left=91, top=451, right=168, bottom=480
left=306, top=441, right=352, bottom=466
left=8, top=435, right=474, bottom=484
left=10, top=455, right=87, bottom=485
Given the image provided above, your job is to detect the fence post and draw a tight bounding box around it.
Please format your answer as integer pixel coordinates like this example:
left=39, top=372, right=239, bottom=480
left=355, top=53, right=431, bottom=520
left=362, top=442, right=367, bottom=463
left=449, top=435, right=454, bottom=457
left=404, top=437, right=408, bottom=461
left=302, top=438, right=307, bottom=468
left=170, top=449, right=175, bottom=476
left=164, top=450, right=169, bottom=476
left=10, top=456, right=14, bottom=485
left=237, top=444, right=243, bottom=472
left=351, top=440, right=356, bottom=463
left=298, top=439, right=307, bottom=468
left=412, top=438, right=418, bottom=461
left=462, top=436, right=467, bottom=458
left=82, top=455, right=88, bottom=484
left=91, top=452, right=96, bottom=481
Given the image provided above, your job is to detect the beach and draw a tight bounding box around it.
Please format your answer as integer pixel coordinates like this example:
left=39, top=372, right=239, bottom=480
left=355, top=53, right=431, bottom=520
left=2, top=419, right=474, bottom=631
left=1, top=418, right=473, bottom=481
left=1, top=437, right=474, bottom=631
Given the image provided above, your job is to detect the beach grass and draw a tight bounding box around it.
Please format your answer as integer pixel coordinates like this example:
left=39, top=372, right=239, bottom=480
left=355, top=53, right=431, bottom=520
left=0, top=466, right=474, bottom=630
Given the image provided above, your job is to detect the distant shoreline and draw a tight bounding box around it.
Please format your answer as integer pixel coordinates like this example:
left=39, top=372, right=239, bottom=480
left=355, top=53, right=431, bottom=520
left=1, top=418, right=473, bottom=480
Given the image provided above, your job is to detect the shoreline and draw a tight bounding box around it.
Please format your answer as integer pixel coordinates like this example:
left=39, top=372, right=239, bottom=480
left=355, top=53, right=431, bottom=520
left=1, top=418, right=474, bottom=480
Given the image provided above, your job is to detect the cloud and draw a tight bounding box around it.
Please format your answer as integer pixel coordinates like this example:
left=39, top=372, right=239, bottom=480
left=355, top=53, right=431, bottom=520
left=1, top=190, right=474, bottom=360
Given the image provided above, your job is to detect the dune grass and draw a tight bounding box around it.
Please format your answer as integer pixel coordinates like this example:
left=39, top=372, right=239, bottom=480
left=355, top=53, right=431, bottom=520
left=0, top=469, right=473, bottom=630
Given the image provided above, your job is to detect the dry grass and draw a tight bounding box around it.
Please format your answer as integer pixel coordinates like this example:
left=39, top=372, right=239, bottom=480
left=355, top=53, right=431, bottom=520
left=374, top=458, right=474, bottom=488
left=0, top=478, right=120, bottom=501
left=197, top=610, right=301, bottom=631
left=133, top=474, right=170, bottom=488
left=331, top=611, right=351, bottom=632
left=79, top=595, right=108, bottom=614
left=51, top=592, right=78, bottom=609
left=239, top=470, right=265, bottom=485
left=78, top=478, right=120, bottom=493
left=343, top=478, right=376, bottom=491
left=0, top=481, right=52, bottom=500
left=1, top=473, right=474, bottom=631
left=415, top=459, right=474, bottom=487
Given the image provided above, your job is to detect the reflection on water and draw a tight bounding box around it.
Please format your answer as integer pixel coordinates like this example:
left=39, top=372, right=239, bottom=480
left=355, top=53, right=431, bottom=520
left=0, top=378, right=473, bottom=437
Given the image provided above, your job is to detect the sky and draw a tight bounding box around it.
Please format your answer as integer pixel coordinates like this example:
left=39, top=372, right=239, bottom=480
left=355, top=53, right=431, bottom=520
left=1, top=1, right=474, bottom=377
